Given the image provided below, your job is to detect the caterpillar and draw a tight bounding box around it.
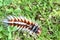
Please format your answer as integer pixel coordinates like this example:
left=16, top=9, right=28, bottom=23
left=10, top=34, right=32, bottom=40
left=3, top=15, right=41, bottom=37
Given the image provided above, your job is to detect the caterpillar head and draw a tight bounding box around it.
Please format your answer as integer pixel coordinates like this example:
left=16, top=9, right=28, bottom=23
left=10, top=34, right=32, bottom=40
left=33, top=24, right=41, bottom=35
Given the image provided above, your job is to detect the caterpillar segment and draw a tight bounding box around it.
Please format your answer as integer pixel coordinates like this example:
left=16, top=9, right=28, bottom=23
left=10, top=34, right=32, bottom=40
left=3, top=15, right=41, bottom=36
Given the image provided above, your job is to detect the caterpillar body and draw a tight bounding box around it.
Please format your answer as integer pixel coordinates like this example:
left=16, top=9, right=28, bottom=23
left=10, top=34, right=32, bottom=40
left=3, top=15, right=41, bottom=36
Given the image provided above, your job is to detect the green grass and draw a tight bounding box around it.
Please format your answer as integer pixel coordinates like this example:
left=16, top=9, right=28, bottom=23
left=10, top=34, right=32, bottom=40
left=0, top=0, right=60, bottom=40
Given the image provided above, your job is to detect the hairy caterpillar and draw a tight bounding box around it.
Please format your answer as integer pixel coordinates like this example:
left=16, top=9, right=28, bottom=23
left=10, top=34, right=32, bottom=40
left=3, top=15, right=41, bottom=37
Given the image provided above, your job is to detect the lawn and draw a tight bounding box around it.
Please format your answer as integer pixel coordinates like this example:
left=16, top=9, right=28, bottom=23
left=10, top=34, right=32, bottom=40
left=0, top=0, right=60, bottom=40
